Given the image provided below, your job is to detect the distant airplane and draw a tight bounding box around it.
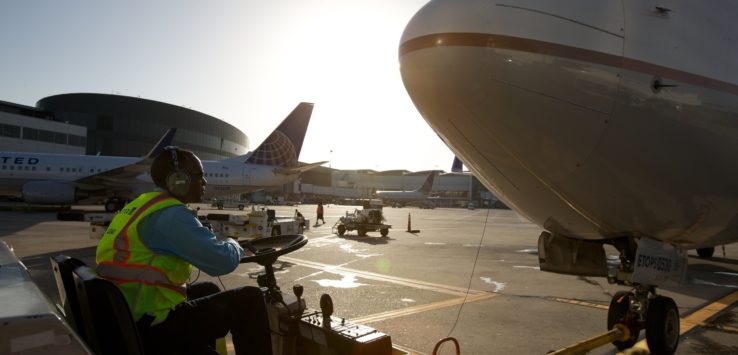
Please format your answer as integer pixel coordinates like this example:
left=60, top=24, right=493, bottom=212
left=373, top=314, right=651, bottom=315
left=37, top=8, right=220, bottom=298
left=0, top=102, right=325, bottom=211
left=399, top=1, right=738, bottom=353
left=375, top=171, right=438, bottom=206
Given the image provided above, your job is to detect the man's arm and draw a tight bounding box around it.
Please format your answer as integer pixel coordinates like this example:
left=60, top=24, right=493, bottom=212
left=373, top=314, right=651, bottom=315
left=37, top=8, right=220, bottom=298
left=140, top=206, right=244, bottom=276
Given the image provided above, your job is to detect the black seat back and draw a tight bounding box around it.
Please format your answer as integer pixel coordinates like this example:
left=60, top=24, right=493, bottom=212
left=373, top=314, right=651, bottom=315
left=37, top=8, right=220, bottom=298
left=72, top=265, right=145, bottom=355
left=50, top=255, right=87, bottom=334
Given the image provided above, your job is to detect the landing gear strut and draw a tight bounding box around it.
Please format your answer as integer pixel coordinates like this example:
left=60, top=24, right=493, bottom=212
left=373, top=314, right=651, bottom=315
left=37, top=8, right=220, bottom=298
left=608, top=240, right=680, bottom=354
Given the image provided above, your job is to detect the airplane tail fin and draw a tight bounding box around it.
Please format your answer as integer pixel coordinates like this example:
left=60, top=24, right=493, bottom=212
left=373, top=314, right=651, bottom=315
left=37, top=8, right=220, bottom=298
left=419, top=171, right=438, bottom=194
left=144, top=128, right=177, bottom=159
left=245, top=102, right=314, bottom=167
left=451, top=156, right=463, bottom=173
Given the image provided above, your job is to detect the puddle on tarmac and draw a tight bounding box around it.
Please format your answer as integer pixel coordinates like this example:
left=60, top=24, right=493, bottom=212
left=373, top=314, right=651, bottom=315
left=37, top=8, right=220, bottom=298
left=314, top=273, right=366, bottom=288
left=424, top=242, right=446, bottom=245
left=401, top=298, right=416, bottom=303
left=480, top=277, right=506, bottom=292
left=339, top=243, right=382, bottom=259
left=516, top=249, right=537, bottom=255
left=512, top=265, right=540, bottom=270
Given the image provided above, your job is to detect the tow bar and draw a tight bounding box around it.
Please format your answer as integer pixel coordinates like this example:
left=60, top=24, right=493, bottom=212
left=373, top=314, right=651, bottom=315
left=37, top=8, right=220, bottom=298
left=548, top=324, right=631, bottom=355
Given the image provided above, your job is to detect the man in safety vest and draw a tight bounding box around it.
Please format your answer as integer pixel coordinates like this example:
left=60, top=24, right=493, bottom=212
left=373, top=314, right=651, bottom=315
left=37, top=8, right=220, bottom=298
left=96, top=147, right=271, bottom=355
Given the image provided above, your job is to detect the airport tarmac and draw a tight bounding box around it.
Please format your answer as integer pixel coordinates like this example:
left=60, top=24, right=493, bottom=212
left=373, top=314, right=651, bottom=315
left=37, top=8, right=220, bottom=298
left=2, top=204, right=737, bottom=354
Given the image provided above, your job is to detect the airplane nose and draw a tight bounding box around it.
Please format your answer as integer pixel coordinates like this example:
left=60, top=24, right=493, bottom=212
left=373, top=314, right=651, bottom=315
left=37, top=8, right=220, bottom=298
left=399, top=0, right=624, bottom=188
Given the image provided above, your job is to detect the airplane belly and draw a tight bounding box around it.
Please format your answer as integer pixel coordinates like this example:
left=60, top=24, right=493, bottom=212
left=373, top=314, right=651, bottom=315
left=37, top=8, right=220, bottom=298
left=570, top=65, right=738, bottom=247
left=401, top=0, right=738, bottom=247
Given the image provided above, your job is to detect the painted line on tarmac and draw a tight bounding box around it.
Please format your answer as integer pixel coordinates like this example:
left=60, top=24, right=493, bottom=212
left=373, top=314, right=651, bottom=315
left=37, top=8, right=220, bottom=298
left=618, top=289, right=738, bottom=354
left=351, top=292, right=497, bottom=324
left=281, top=256, right=488, bottom=297
left=552, top=297, right=609, bottom=310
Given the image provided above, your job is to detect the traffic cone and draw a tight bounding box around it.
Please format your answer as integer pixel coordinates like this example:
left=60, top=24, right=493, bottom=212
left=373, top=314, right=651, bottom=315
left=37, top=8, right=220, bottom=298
left=406, top=213, right=420, bottom=233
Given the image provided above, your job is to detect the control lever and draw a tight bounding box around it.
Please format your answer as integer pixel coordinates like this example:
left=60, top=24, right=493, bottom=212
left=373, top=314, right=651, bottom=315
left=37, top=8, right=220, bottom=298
left=293, top=284, right=304, bottom=300
left=320, top=294, right=334, bottom=329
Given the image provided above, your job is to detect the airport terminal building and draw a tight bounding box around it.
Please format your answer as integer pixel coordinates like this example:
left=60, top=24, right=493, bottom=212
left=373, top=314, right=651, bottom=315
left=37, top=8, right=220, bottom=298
left=0, top=93, right=249, bottom=160
left=36, top=93, right=249, bottom=160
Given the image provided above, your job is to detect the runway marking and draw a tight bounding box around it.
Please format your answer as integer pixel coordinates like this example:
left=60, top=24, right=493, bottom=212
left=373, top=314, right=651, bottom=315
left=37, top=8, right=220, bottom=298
left=619, top=290, right=738, bottom=353
left=351, top=292, right=496, bottom=324
left=281, top=256, right=489, bottom=297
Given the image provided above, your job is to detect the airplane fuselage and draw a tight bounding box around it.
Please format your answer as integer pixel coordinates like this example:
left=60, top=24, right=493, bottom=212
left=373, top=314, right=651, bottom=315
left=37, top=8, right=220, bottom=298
left=400, top=0, right=738, bottom=248
left=0, top=152, right=299, bottom=202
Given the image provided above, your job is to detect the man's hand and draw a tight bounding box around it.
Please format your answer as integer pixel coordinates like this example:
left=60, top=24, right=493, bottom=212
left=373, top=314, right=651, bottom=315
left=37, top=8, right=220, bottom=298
left=240, top=239, right=258, bottom=254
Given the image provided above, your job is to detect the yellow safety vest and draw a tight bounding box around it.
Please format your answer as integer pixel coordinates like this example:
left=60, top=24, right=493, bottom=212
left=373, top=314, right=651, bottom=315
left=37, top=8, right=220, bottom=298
left=96, top=191, right=192, bottom=324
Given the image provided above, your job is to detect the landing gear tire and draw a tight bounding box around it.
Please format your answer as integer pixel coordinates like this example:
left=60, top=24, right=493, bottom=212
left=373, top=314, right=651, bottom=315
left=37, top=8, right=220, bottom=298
left=607, top=291, right=641, bottom=350
left=697, top=247, right=715, bottom=258
left=337, top=225, right=346, bottom=236
left=380, top=228, right=389, bottom=237
left=646, top=296, right=679, bottom=355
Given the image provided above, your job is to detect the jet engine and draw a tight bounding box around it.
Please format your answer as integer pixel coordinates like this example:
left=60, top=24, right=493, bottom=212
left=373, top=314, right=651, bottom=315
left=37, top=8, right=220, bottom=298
left=22, top=181, right=85, bottom=204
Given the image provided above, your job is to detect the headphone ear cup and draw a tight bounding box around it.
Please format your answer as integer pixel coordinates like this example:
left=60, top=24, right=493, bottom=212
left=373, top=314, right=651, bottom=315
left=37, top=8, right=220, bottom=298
left=166, top=171, right=191, bottom=197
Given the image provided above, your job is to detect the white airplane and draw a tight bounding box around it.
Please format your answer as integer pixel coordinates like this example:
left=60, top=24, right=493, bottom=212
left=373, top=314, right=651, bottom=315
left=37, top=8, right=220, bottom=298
left=375, top=171, right=438, bottom=205
left=0, top=102, right=325, bottom=211
left=399, top=1, right=738, bottom=353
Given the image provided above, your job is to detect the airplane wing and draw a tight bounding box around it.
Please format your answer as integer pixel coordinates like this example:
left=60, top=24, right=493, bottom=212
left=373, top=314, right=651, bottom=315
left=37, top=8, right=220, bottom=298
left=273, top=161, right=327, bottom=175
left=73, top=128, right=177, bottom=190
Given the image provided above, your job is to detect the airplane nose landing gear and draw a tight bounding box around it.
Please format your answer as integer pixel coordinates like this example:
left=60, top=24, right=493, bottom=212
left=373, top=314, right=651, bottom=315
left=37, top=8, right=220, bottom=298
left=607, top=285, right=680, bottom=354
left=607, top=238, right=682, bottom=355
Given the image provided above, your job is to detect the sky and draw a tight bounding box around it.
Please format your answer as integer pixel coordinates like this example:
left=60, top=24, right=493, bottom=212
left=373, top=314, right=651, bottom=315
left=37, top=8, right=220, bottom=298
left=0, top=0, right=455, bottom=172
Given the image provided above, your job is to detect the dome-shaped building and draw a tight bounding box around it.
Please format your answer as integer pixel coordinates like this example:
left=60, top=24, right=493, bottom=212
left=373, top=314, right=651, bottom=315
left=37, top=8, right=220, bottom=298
left=37, top=93, right=248, bottom=160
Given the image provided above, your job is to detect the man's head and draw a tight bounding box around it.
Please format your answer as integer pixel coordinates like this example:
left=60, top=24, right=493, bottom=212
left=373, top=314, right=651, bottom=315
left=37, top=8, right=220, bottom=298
left=151, top=147, right=207, bottom=203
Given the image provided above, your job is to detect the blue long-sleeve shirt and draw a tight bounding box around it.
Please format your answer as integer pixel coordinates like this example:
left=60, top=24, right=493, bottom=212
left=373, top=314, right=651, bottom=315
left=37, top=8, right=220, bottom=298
left=137, top=195, right=243, bottom=276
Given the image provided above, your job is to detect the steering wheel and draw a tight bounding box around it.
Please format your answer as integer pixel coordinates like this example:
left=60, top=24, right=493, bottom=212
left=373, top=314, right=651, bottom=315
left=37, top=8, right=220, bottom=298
left=239, top=234, right=307, bottom=266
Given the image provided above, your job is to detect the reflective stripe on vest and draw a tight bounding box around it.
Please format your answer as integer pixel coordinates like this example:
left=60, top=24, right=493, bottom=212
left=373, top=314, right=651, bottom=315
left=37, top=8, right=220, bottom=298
left=96, top=261, right=186, bottom=294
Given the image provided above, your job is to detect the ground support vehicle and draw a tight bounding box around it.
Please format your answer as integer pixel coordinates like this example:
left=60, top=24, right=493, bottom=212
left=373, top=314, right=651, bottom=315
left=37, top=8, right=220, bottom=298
left=211, top=198, right=248, bottom=210
left=332, top=208, right=391, bottom=237
left=40, top=235, right=408, bottom=354
left=203, top=208, right=308, bottom=240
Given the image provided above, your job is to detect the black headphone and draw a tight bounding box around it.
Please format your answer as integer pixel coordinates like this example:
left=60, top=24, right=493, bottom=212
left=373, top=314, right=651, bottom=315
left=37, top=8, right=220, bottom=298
left=164, top=146, right=191, bottom=197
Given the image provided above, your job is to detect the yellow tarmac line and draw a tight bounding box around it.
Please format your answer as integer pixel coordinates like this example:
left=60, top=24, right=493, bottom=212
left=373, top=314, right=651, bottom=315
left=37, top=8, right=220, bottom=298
left=553, top=297, right=609, bottom=310
left=281, top=256, right=488, bottom=297
left=351, top=292, right=497, bottom=324
left=623, top=290, right=738, bottom=353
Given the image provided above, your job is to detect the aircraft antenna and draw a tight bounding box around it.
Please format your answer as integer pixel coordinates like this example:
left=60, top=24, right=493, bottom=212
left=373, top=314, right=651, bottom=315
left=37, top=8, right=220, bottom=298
left=446, top=208, right=491, bottom=337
